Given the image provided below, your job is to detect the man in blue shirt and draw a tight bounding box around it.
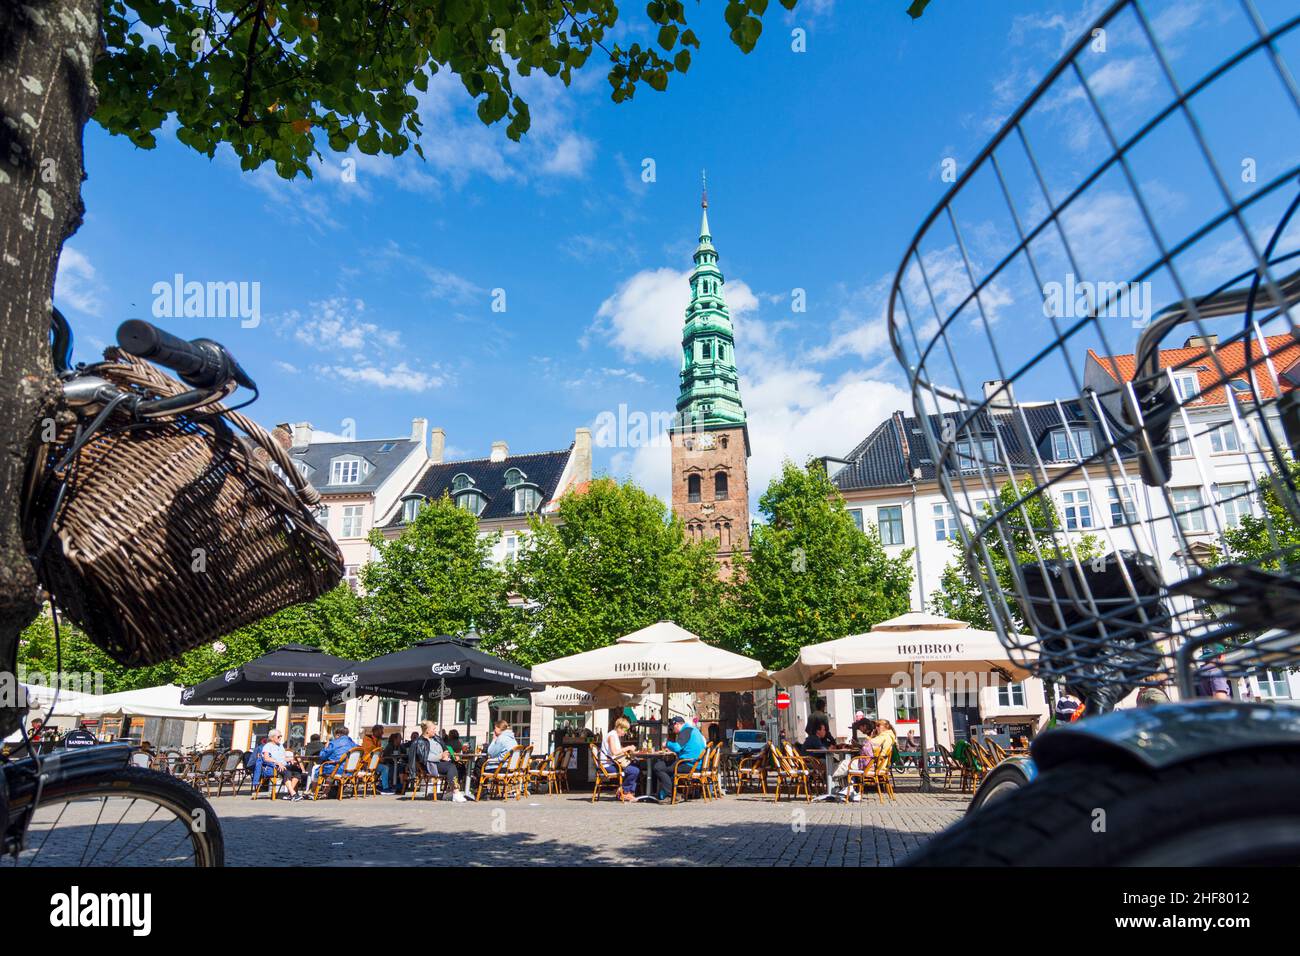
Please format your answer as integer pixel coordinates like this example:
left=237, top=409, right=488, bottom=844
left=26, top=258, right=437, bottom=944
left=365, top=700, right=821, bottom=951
left=650, top=717, right=705, bottom=801
left=307, top=726, right=359, bottom=792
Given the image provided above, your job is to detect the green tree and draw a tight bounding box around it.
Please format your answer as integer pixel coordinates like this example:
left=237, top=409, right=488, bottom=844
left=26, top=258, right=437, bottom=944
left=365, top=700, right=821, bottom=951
left=0, top=0, right=827, bottom=735
left=733, top=460, right=914, bottom=669
left=486, top=478, right=731, bottom=667
left=360, top=494, right=507, bottom=656
left=929, top=477, right=1104, bottom=631
left=1223, top=456, right=1300, bottom=571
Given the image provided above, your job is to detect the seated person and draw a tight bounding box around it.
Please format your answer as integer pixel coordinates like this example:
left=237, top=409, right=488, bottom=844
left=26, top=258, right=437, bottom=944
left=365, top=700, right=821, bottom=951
left=362, top=724, right=394, bottom=793
left=650, top=716, right=705, bottom=801
left=304, top=733, right=325, bottom=756
left=483, top=720, right=518, bottom=771
left=308, top=726, right=360, bottom=791
left=802, top=718, right=833, bottom=754
left=408, top=720, right=466, bottom=802
left=444, top=729, right=464, bottom=754
left=260, top=729, right=305, bottom=800
left=601, top=716, right=639, bottom=802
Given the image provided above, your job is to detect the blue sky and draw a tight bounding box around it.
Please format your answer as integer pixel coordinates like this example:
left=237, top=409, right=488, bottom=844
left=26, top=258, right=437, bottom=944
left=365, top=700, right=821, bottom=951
left=54, top=0, right=1300, bottom=511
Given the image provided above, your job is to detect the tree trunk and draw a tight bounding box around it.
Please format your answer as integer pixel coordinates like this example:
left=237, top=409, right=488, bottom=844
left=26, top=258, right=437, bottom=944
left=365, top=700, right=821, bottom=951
left=0, top=0, right=100, bottom=735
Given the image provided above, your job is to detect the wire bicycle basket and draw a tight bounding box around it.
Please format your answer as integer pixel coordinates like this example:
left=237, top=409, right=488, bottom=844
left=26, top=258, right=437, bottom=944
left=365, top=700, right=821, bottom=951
left=888, top=0, right=1300, bottom=708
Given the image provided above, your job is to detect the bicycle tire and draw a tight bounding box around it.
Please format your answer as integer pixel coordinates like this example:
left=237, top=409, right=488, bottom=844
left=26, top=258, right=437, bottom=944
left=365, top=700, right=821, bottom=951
left=906, top=747, right=1300, bottom=866
left=5, top=766, right=224, bottom=867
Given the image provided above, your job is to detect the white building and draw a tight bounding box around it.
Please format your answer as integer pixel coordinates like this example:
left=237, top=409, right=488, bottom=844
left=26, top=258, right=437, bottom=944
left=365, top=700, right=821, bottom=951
left=813, top=332, right=1300, bottom=745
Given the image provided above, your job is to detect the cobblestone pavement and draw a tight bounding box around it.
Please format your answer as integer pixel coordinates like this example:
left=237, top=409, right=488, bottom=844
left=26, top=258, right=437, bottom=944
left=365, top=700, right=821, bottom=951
left=214, top=783, right=969, bottom=866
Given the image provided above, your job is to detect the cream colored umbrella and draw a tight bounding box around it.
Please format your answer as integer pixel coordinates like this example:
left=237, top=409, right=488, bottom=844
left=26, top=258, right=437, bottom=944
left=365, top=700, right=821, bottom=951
left=771, top=612, right=1033, bottom=689
left=771, top=612, right=1035, bottom=791
left=530, top=686, right=640, bottom=711
left=532, top=621, right=772, bottom=736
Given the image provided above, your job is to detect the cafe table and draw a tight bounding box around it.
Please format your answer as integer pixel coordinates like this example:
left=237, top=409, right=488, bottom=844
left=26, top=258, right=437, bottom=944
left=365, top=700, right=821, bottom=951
left=803, top=748, right=858, bottom=802
left=631, top=750, right=673, bottom=802
left=455, top=751, right=487, bottom=799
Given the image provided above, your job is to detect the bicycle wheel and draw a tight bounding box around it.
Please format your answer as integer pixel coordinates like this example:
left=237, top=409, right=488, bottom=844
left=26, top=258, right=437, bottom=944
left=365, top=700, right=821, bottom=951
left=3, top=767, right=224, bottom=867
left=906, top=747, right=1300, bottom=866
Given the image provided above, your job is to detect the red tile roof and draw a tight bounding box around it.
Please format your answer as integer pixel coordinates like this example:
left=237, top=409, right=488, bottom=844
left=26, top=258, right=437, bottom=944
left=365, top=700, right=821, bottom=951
left=1086, top=333, right=1300, bottom=406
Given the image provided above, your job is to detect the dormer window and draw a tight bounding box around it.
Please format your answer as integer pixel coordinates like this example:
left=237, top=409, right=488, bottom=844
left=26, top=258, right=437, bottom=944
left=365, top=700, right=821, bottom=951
left=330, top=456, right=364, bottom=485
left=1050, top=427, right=1096, bottom=461
left=513, top=485, right=541, bottom=514
left=953, top=436, right=999, bottom=471
left=1172, top=371, right=1200, bottom=403
left=504, top=468, right=525, bottom=488
left=451, top=473, right=474, bottom=493
left=455, top=490, right=487, bottom=517
left=401, top=495, right=426, bottom=524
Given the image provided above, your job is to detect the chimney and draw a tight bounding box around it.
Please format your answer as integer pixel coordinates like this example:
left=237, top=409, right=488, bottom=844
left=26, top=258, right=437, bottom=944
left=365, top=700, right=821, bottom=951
left=291, top=422, right=313, bottom=447
left=1184, top=334, right=1219, bottom=350
left=490, top=440, right=509, bottom=463
left=573, top=427, right=592, bottom=482
left=411, top=417, right=428, bottom=451
left=982, top=380, right=1015, bottom=412
left=273, top=423, right=294, bottom=451
left=429, top=427, right=445, bottom=464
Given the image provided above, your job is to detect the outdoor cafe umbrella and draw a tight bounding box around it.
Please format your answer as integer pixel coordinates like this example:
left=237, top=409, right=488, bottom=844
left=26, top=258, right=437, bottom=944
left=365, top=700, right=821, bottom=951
left=347, top=637, right=536, bottom=738
left=530, top=620, right=771, bottom=736
left=530, top=685, right=641, bottom=711
left=182, top=644, right=360, bottom=720
left=770, top=611, right=1035, bottom=790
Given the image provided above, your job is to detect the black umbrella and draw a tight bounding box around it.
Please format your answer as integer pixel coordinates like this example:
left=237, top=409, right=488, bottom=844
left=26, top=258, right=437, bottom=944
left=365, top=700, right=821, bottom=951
left=348, top=637, right=534, bottom=701
left=181, top=644, right=359, bottom=709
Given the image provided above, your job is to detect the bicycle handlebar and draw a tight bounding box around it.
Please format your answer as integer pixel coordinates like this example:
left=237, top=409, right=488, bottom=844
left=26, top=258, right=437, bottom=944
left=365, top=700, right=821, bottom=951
left=116, top=319, right=256, bottom=392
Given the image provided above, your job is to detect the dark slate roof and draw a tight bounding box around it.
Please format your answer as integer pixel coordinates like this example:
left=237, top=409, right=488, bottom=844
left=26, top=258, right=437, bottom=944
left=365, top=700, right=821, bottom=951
left=831, top=402, right=1119, bottom=492
left=384, top=445, right=574, bottom=526
left=290, top=438, right=422, bottom=494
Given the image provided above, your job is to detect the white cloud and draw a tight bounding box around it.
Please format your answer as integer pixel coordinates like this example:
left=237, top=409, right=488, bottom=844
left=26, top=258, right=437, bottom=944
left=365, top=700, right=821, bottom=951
left=589, top=267, right=760, bottom=362
left=283, top=297, right=402, bottom=352
left=54, top=247, right=105, bottom=316
left=316, top=362, right=445, bottom=392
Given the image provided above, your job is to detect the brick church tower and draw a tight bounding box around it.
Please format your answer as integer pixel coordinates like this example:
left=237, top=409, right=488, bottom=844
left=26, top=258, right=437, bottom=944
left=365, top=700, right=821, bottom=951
left=669, top=181, right=751, bottom=576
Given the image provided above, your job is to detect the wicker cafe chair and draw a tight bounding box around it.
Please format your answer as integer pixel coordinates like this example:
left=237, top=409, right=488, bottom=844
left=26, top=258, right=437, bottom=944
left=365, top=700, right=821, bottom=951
left=405, top=765, right=442, bottom=801
left=182, top=750, right=220, bottom=795
left=670, top=751, right=709, bottom=804
left=589, top=744, right=625, bottom=803
left=250, top=759, right=281, bottom=801
left=771, top=747, right=812, bottom=803
left=703, top=742, right=724, bottom=799
left=736, top=745, right=774, bottom=796
left=527, top=749, right=563, bottom=795
left=312, top=747, right=364, bottom=800
left=986, top=739, right=1011, bottom=763
left=354, top=749, right=383, bottom=797
left=847, top=744, right=897, bottom=804
left=214, top=749, right=247, bottom=796
left=784, top=742, right=827, bottom=796
left=550, top=747, right=571, bottom=793
left=935, top=745, right=964, bottom=791
left=476, top=745, right=530, bottom=801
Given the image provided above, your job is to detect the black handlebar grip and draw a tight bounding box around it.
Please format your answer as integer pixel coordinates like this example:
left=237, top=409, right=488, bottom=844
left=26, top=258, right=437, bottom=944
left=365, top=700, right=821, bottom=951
left=116, top=319, right=230, bottom=389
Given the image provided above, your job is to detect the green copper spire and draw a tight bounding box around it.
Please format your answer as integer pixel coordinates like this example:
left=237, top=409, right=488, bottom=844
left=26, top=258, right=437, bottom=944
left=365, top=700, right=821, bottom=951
left=672, top=183, right=748, bottom=443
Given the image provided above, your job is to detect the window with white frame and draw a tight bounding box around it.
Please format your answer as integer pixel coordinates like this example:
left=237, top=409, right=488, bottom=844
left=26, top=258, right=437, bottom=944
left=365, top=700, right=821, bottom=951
left=504, top=468, right=524, bottom=488
left=455, top=699, right=476, bottom=725
left=330, top=457, right=363, bottom=485
left=314, top=505, right=330, bottom=527
left=1209, top=422, right=1242, bottom=453
left=894, top=686, right=919, bottom=722
left=341, top=505, right=364, bottom=538
left=1108, top=484, right=1137, bottom=525
left=954, top=436, right=998, bottom=471
left=1061, top=489, right=1093, bottom=530
left=504, top=534, right=519, bottom=561
left=401, top=496, right=424, bottom=524
left=878, top=506, right=905, bottom=545
left=1173, top=372, right=1200, bottom=402
left=1051, top=427, right=1096, bottom=461
left=513, top=486, right=541, bottom=514
left=1169, top=424, right=1192, bottom=457
left=1256, top=669, right=1293, bottom=700
left=1171, top=486, right=1207, bottom=532
left=997, top=682, right=1026, bottom=707
left=933, top=502, right=959, bottom=541
left=379, top=698, right=399, bottom=724
left=343, top=565, right=360, bottom=592
left=851, top=689, right=879, bottom=719
left=1216, top=482, right=1251, bottom=528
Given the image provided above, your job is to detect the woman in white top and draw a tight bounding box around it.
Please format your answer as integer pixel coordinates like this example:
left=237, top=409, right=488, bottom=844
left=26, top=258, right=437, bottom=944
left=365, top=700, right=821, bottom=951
left=600, top=716, right=639, bottom=802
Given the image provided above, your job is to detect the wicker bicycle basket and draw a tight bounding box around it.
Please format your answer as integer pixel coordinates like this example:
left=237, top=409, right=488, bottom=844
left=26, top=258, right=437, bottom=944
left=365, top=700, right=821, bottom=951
left=24, top=349, right=344, bottom=667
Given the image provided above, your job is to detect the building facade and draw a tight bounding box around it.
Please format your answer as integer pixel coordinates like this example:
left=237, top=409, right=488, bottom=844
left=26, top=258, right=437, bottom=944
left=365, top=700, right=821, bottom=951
left=669, top=194, right=752, bottom=575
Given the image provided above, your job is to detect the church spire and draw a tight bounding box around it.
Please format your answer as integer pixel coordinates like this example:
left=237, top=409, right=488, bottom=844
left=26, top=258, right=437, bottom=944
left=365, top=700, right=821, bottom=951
left=672, top=189, right=747, bottom=445
left=700, top=169, right=711, bottom=240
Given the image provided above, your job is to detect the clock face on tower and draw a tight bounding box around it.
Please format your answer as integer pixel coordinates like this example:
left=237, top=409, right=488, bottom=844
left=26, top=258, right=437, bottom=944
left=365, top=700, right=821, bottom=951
left=699, top=434, right=716, bottom=450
